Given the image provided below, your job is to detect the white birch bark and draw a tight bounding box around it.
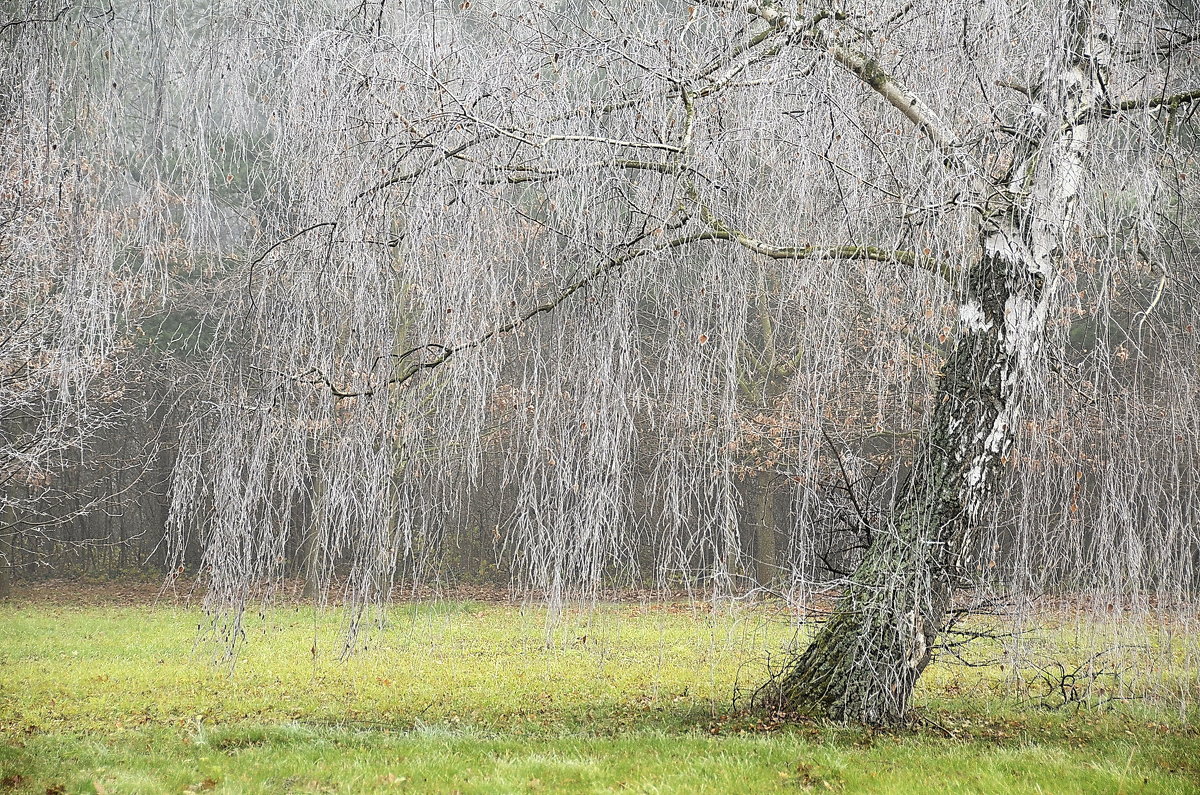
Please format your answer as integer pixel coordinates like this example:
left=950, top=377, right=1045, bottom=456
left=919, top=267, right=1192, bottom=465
left=772, top=0, right=1118, bottom=723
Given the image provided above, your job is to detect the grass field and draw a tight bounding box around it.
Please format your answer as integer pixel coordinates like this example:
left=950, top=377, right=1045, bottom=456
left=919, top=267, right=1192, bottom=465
left=1, top=583, right=1198, bottom=793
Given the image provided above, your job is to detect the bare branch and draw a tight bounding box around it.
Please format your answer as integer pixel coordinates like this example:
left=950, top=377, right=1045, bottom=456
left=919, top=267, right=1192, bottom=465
left=0, top=5, right=68, bottom=36
left=1102, top=88, right=1200, bottom=118
left=699, top=206, right=958, bottom=282
left=715, top=2, right=970, bottom=166
left=308, top=229, right=717, bottom=398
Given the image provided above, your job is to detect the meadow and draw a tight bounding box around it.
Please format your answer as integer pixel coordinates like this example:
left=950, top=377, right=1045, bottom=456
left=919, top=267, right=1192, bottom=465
left=1, top=583, right=1197, bottom=794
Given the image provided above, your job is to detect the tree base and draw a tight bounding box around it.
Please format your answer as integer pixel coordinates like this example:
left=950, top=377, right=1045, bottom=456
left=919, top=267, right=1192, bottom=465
left=767, top=607, right=930, bottom=725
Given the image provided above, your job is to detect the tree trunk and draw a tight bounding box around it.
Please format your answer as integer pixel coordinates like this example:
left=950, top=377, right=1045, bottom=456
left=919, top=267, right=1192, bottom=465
left=300, top=521, right=322, bottom=600
left=755, top=481, right=778, bottom=588
left=0, top=546, right=12, bottom=599
left=773, top=12, right=1103, bottom=723
left=0, top=500, right=16, bottom=599
left=301, top=443, right=325, bottom=601
left=775, top=245, right=1028, bottom=722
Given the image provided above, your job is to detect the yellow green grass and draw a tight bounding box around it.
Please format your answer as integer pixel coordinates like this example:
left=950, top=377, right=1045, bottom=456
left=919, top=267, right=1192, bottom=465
left=1, top=592, right=1198, bottom=793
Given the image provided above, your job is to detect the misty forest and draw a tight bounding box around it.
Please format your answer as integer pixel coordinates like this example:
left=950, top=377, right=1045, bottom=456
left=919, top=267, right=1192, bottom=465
left=2, top=0, right=1199, bottom=791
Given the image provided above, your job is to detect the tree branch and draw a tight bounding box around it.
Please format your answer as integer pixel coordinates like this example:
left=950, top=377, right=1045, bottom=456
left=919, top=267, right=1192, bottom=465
left=477, top=158, right=687, bottom=185
left=1100, top=88, right=1200, bottom=119
left=310, top=229, right=716, bottom=398
left=716, top=2, right=969, bottom=165
left=0, top=6, right=68, bottom=35
left=700, top=206, right=957, bottom=282
left=246, top=222, right=337, bottom=316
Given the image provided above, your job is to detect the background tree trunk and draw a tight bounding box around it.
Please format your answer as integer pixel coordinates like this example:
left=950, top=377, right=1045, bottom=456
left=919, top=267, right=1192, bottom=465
left=0, top=500, right=16, bottom=599
left=755, top=481, right=778, bottom=589
left=301, top=441, right=325, bottom=601
left=0, top=546, right=12, bottom=599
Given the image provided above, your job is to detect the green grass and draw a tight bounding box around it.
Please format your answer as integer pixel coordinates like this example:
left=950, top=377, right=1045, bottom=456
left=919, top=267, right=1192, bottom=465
left=1, top=593, right=1198, bottom=793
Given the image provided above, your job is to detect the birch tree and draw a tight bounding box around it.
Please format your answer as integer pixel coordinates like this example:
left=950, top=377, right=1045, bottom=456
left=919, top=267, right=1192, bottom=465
left=18, top=0, right=1198, bottom=724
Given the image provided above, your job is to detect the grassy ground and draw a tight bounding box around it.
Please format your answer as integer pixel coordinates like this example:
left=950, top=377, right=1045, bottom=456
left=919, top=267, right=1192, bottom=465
left=1, top=584, right=1198, bottom=794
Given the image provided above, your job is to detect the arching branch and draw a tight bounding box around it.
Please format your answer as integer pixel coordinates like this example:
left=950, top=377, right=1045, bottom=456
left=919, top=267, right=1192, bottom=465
left=700, top=206, right=958, bottom=282
left=306, top=228, right=717, bottom=398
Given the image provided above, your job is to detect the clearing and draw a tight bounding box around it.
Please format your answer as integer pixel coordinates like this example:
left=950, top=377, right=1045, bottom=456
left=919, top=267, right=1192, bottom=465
left=1, top=583, right=1197, bottom=793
